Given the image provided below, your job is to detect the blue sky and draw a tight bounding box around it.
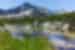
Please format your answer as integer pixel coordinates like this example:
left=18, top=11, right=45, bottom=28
left=0, top=0, right=73, bottom=11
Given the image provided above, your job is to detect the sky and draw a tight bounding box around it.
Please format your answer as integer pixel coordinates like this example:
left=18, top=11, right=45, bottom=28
left=0, top=0, right=73, bottom=11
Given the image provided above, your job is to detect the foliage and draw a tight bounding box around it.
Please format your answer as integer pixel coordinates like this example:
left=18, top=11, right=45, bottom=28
left=0, top=32, right=49, bottom=50
left=0, top=12, right=74, bottom=24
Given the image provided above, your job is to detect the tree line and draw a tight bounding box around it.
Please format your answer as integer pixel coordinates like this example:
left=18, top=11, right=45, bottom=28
left=0, top=12, right=74, bottom=24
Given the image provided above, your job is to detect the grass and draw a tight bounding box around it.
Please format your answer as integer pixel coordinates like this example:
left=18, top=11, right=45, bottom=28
left=0, top=32, right=50, bottom=50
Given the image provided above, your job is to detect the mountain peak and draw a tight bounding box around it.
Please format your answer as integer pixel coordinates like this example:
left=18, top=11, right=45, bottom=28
left=0, top=2, right=49, bottom=19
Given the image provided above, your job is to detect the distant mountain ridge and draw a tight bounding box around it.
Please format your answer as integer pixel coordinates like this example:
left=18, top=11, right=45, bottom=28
left=0, top=3, right=48, bottom=19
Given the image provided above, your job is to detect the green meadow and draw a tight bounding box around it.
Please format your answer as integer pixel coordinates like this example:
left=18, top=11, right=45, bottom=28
left=0, top=32, right=51, bottom=50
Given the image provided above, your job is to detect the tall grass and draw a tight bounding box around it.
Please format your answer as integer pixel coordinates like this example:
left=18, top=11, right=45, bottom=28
left=0, top=32, right=49, bottom=50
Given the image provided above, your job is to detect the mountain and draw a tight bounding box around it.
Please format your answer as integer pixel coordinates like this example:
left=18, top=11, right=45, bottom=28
left=7, top=3, right=35, bottom=14
left=0, top=3, right=49, bottom=19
